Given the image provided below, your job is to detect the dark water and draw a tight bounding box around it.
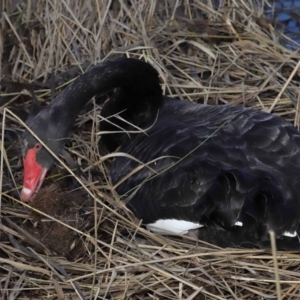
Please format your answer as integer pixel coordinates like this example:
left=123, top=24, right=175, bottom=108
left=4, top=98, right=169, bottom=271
left=266, top=0, right=300, bottom=48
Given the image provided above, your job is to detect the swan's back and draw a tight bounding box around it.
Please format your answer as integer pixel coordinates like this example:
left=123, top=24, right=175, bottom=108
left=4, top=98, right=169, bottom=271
left=110, top=98, right=300, bottom=248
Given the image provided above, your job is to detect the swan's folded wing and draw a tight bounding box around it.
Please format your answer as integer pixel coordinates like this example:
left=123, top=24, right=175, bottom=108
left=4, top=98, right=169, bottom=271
left=110, top=104, right=300, bottom=239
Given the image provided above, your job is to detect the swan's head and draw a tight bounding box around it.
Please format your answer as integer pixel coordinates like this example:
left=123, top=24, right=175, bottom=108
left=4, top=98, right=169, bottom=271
left=20, top=110, right=69, bottom=202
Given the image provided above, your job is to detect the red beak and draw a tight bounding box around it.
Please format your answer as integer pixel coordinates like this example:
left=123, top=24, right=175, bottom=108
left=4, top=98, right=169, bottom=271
left=21, top=148, right=48, bottom=202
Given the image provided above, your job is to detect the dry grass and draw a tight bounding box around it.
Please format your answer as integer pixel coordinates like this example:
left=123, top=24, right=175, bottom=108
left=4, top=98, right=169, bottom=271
left=1, top=0, right=300, bottom=299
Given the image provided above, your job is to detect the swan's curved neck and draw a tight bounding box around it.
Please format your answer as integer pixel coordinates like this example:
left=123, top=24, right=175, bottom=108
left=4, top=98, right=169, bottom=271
left=26, top=58, right=163, bottom=152
left=52, top=58, right=162, bottom=129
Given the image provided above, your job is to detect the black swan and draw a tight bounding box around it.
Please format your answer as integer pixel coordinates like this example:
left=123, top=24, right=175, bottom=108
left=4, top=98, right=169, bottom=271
left=21, top=58, right=300, bottom=249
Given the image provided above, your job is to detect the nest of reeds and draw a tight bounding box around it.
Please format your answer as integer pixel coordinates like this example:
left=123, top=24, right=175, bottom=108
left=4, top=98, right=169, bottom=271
left=1, top=0, right=300, bottom=299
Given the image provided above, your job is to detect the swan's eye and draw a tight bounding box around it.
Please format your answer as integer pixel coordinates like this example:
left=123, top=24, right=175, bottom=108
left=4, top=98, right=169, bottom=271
left=34, top=143, right=42, bottom=151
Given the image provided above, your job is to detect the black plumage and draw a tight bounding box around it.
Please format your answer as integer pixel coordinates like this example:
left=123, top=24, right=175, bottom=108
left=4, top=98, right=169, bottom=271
left=107, top=98, right=300, bottom=246
left=21, top=58, right=300, bottom=249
